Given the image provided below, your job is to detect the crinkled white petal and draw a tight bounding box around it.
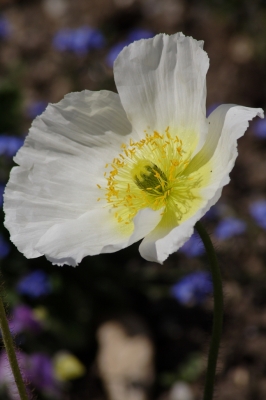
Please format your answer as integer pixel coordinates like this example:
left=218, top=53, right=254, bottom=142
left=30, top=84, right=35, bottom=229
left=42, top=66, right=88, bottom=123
left=4, top=90, right=134, bottom=264
left=36, top=207, right=162, bottom=266
left=114, top=33, right=209, bottom=152
left=139, top=105, right=263, bottom=263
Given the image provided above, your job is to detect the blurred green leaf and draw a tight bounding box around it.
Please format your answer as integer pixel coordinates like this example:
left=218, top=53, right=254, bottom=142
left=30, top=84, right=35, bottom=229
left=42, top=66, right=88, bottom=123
left=0, top=82, right=22, bottom=133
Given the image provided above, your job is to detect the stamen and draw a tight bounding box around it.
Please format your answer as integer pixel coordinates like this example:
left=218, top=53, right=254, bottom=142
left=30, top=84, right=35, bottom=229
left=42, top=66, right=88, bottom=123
left=100, top=129, right=203, bottom=225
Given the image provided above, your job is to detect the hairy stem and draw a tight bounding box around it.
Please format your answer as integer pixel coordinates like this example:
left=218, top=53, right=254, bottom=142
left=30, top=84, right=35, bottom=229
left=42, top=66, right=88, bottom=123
left=0, top=280, right=29, bottom=400
left=195, top=221, right=223, bottom=400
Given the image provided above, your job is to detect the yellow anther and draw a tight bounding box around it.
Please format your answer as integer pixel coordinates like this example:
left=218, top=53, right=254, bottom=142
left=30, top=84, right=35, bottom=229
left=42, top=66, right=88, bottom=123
left=102, top=127, right=202, bottom=226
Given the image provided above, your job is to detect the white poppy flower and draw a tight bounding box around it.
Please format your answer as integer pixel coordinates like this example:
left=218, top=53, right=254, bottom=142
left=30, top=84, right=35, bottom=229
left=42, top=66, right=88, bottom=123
left=4, top=33, right=263, bottom=266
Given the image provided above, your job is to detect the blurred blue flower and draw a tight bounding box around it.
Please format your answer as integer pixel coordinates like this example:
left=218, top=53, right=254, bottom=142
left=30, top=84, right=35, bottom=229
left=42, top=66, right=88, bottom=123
left=206, top=103, right=220, bottom=117
left=249, top=200, right=266, bottom=230
left=106, top=28, right=154, bottom=67
left=171, top=271, right=213, bottom=305
left=203, top=205, right=219, bottom=221
left=179, top=232, right=205, bottom=258
left=71, top=26, right=105, bottom=54
left=253, top=117, right=266, bottom=139
left=127, top=28, right=154, bottom=42
left=106, top=41, right=128, bottom=68
left=53, top=28, right=72, bottom=51
left=0, top=234, right=11, bottom=259
left=16, top=270, right=52, bottom=298
left=214, top=217, right=246, bottom=239
left=0, top=183, right=4, bottom=207
left=0, top=134, right=24, bottom=157
left=26, top=100, right=48, bottom=119
left=0, top=16, right=11, bottom=39
left=9, top=304, right=42, bottom=335
left=53, top=26, right=105, bottom=55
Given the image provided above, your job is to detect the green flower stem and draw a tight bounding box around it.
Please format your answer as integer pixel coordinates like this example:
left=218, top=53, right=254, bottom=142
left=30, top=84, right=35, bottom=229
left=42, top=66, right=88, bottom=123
left=0, top=283, right=29, bottom=400
left=195, top=221, right=223, bottom=400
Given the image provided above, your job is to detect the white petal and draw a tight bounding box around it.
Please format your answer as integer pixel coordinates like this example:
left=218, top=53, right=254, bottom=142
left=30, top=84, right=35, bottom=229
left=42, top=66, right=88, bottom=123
left=4, top=90, right=132, bottom=263
left=35, top=209, right=128, bottom=266
left=139, top=188, right=222, bottom=263
left=139, top=104, right=264, bottom=263
left=114, top=33, right=209, bottom=151
left=36, top=208, right=162, bottom=266
left=186, top=104, right=264, bottom=174
left=15, top=90, right=132, bottom=169
left=195, top=105, right=263, bottom=216
left=206, top=105, right=263, bottom=181
left=128, top=208, right=163, bottom=247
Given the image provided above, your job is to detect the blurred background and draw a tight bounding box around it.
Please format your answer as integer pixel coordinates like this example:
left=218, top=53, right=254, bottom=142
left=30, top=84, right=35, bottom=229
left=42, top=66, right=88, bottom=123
left=0, top=0, right=266, bottom=399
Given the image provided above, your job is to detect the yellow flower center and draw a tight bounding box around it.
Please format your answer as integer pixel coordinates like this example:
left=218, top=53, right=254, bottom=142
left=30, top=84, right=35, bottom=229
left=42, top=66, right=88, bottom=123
left=98, top=127, right=208, bottom=227
left=131, top=160, right=168, bottom=195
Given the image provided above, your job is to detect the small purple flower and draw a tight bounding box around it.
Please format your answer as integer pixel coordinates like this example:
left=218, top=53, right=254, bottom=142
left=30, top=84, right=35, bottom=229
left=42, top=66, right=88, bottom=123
left=252, top=117, right=266, bottom=139
left=0, top=16, right=11, bottom=39
left=171, top=271, right=213, bottom=305
left=27, top=353, right=59, bottom=394
left=53, top=26, right=105, bottom=55
left=16, top=270, right=52, bottom=298
left=179, top=232, right=205, bottom=258
left=0, top=134, right=24, bottom=157
left=0, top=234, right=11, bottom=259
left=0, top=351, right=30, bottom=400
left=26, top=101, right=48, bottom=119
left=9, top=305, right=42, bottom=335
left=0, top=351, right=60, bottom=398
left=249, top=200, right=266, bottom=230
left=214, top=217, right=246, bottom=239
left=106, top=28, right=154, bottom=67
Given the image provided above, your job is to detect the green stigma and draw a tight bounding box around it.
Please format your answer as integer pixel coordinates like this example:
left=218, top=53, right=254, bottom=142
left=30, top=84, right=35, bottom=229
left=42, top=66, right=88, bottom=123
left=132, top=160, right=168, bottom=195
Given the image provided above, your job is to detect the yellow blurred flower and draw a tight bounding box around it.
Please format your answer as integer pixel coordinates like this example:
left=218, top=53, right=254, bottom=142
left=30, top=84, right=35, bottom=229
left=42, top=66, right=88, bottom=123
left=53, top=351, right=86, bottom=381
